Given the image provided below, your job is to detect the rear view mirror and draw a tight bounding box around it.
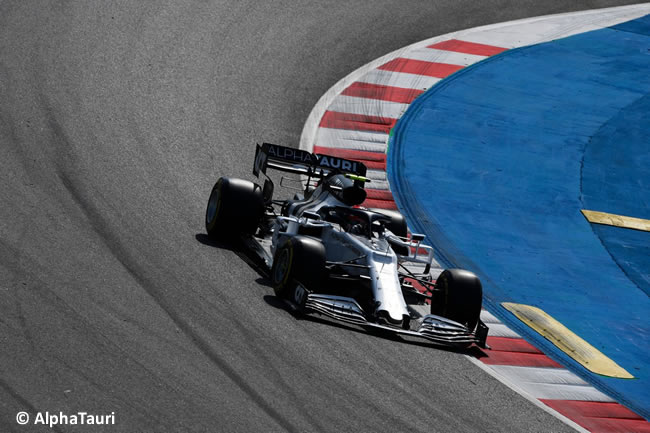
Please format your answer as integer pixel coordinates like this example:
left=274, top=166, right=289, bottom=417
left=411, top=233, right=425, bottom=242
left=303, top=211, right=321, bottom=221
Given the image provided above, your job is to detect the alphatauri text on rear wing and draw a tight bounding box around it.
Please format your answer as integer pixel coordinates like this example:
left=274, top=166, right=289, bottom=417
left=253, top=142, right=367, bottom=179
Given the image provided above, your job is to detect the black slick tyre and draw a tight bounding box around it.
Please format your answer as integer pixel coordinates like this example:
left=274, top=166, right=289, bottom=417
left=430, top=269, right=483, bottom=332
left=270, top=236, right=326, bottom=307
left=205, top=177, right=264, bottom=240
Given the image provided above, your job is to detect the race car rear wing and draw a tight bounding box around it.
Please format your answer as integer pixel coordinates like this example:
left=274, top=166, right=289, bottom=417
left=253, top=142, right=367, bottom=179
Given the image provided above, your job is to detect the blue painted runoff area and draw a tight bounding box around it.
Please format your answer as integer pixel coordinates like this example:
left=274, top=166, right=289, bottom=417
left=387, top=15, right=650, bottom=418
left=582, top=93, right=650, bottom=298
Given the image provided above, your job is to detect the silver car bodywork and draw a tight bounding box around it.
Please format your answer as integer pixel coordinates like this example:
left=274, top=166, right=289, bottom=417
left=242, top=143, right=488, bottom=348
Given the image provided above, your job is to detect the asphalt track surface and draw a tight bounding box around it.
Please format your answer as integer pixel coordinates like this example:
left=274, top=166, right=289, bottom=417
left=0, top=1, right=641, bottom=432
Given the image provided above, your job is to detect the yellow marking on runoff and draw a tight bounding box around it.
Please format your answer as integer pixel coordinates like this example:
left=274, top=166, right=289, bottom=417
left=581, top=209, right=650, bottom=232
left=502, top=302, right=634, bottom=379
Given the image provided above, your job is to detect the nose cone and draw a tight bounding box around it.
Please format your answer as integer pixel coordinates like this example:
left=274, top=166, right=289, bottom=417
left=371, top=253, right=410, bottom=327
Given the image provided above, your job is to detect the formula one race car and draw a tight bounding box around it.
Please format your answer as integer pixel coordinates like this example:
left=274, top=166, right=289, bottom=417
left=205, top=143, right=488, bottom=348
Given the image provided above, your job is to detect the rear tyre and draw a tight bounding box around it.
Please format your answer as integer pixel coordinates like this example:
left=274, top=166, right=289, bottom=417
left=430, top=269, right=482, bottom=332
left=271, top=236, right=326, bottom=307
left=205, top=177, right=264, bottom=240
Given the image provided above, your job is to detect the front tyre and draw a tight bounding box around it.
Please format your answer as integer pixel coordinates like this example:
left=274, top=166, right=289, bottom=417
left=271, top=236, right=327, bottom=307
left=205, top=177, right=264, bottom=240
left=430, top=269, right=482, bottom=332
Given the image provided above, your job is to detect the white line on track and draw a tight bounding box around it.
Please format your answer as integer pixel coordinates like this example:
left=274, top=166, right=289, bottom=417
left=466, top=356, right=592, bottom=433
left=488, top=365, right=616, bottom=401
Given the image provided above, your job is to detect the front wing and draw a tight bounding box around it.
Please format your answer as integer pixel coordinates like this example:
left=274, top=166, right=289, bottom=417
left=304, top=293, right=488, bottom=348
